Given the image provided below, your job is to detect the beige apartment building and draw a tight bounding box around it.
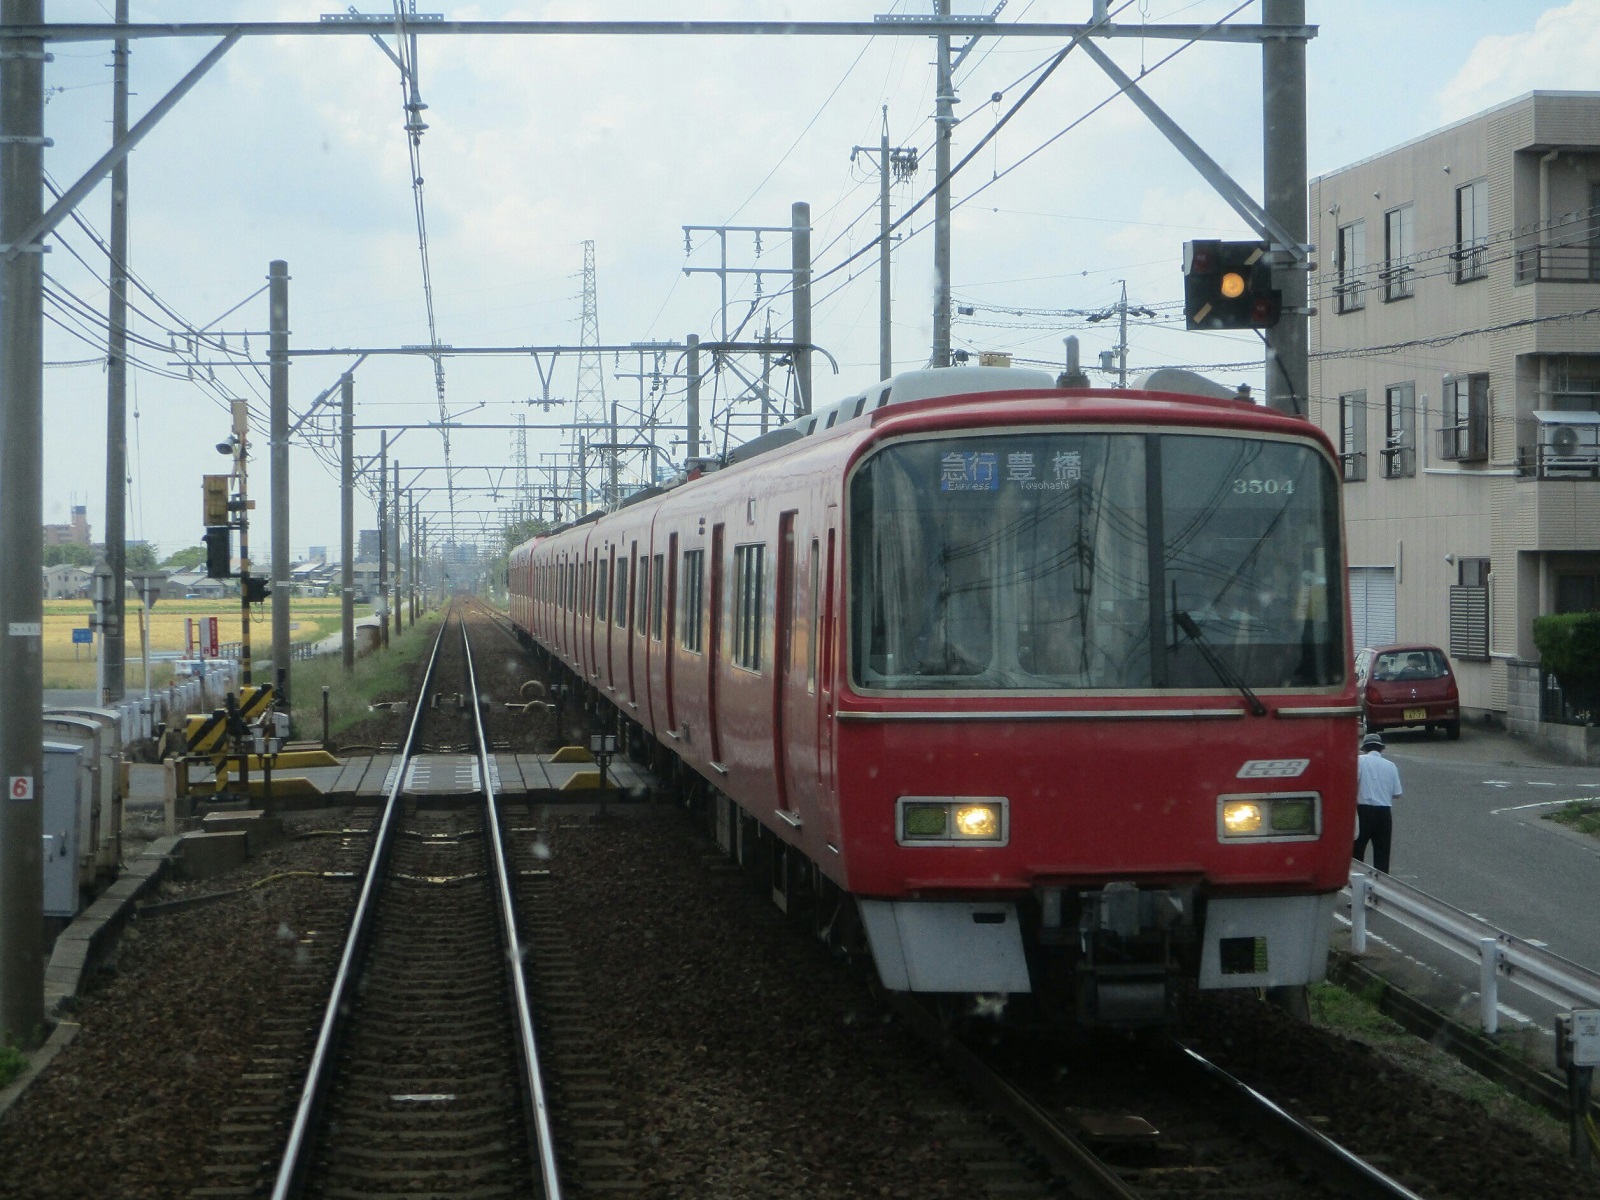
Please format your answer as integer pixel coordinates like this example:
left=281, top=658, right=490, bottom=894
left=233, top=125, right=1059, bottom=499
left=1309, top=92, right=1600, bottom=747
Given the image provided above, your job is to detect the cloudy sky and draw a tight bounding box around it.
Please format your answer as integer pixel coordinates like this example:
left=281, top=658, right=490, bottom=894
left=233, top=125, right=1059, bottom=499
left=36, top=0, right=1600, bottom=562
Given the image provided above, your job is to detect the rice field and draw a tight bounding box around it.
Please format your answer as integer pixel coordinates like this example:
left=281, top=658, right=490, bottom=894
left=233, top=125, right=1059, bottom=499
left=42, top=597, right=370, bottom=690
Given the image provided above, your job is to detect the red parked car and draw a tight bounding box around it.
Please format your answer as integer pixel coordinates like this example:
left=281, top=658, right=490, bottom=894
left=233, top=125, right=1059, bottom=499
left=1356, top=644, right=1460, bottom=739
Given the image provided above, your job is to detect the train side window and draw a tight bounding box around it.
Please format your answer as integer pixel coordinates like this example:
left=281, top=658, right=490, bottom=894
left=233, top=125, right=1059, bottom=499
left=733, top=543, right=765, bottom=671
left=681, top=549, right=705, bottom=652
left=636, top=554, right=648, bottom=634
left=651, top=553, right=665, bottom=640
left=598, top=556, right=610, bottom=623
left=807, top=538, right=819, bottom=692
left=614, top=556, right=629, bottom=628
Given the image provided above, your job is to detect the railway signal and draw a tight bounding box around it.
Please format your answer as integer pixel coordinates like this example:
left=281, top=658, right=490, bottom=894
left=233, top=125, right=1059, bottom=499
left=1182, top=239, right=1281, bottom=330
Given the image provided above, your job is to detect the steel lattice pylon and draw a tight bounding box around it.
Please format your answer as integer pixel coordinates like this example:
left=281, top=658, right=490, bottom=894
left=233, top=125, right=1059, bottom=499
left=572, top=240, right=611, bottom=508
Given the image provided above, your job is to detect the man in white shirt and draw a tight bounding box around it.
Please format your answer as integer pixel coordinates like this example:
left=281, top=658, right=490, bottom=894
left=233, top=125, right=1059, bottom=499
left=1353, top=732, right=1402, bottom=873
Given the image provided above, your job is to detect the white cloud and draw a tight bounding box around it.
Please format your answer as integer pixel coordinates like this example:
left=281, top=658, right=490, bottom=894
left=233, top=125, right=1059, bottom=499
left=1438, top=0, right=1600, bottom=122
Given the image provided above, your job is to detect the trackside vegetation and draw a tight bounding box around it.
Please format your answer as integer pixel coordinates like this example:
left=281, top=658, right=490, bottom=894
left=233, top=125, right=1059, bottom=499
left=288, top=612, right=442, bottom=742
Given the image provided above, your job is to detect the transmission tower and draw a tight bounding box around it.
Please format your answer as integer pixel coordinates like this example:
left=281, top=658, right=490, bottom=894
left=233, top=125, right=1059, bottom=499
left=512, top=413, right=530, bottom=522
left=572, top=241, right=612, bottom=507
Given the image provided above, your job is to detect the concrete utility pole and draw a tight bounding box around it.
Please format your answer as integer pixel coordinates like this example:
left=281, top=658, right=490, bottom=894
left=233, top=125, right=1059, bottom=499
left=340, top=374, right=354, bottom=672
left=791, top=201, right=812, bottom=416
left=685, top=335, right=701, bottom=462
left=1262, top=0, right=1308, bottom=417
left=931, top=0, right=954, bottom=369
left=101, top=0, right=129, bottom=704
left=852, top=110, right=917, bottom=382
left=268, top=259, right=290, bottom=704
left=378, top=432, right=389, bottom=650
left=234, top=399, right=253, bottom=685
left=0, top=0, right=47, bottom=1046
left=392, top=460, right=402, bottom=640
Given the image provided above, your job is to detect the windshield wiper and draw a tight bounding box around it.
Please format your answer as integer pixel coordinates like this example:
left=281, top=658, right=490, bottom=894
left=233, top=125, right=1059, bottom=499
left=1174, top=611, right=1268, bottom=717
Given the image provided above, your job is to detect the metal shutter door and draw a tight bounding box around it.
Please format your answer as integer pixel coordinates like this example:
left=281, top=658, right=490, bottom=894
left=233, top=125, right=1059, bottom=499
left=1348, top=566, right=1396, bottom=649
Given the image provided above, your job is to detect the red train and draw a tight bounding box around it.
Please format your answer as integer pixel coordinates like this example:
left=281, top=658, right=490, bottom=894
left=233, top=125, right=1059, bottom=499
left=508, top=367, right=1358, bottom=1022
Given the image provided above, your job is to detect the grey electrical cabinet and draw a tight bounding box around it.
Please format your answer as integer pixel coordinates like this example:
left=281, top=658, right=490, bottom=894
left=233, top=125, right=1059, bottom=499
left=42, top=741, right=83, bottom=918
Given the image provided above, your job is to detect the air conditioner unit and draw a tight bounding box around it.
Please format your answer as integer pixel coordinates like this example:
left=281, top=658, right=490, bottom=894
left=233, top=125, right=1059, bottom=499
left=1535, top=410, right=1600, bottom=476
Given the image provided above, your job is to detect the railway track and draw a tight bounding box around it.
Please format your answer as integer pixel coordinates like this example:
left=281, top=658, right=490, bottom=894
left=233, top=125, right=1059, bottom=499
left=268, top=604, right=560, bottom=1199
left=893, top=995, right=1427, bottom=1200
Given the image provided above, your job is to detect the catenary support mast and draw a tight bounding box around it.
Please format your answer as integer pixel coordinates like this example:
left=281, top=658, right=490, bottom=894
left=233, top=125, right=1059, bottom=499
left=0, top=0, right=46, bottom=1045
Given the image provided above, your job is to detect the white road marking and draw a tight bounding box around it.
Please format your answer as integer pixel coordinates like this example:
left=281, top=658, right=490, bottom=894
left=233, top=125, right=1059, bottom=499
left=1483, top=780, right=1512, bottom=788
left=1524, top=781, right=1557, bottom=787
left=1490, top=799, right=1571, bottom=815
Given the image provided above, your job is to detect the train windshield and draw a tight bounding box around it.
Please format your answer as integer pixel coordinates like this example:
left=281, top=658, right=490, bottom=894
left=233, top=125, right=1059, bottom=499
left=848, top=431, right=1343, bottom=692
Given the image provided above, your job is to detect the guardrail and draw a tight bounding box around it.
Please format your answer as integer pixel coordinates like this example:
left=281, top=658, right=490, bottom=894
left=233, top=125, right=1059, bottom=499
left=101, top=662, right=243, bottom=742
left=1348, top=864, right=1600, bottom=1034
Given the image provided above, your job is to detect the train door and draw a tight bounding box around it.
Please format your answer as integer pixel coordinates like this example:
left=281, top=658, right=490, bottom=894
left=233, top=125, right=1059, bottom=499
left=665, top=533, right=679, bottom=735
left=708, top=523, right=725, bottom=770
left=772, top=512, right=797, bottom=816
left=782, top=532, right=821, bottom=818
left=817, top=513, right=838, bottom=813
left=626, top=541, right=639, bottom=710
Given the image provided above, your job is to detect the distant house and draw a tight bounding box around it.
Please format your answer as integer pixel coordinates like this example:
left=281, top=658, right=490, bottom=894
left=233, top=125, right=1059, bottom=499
left=42, top=563, right=90, bottom=599
left=163, top=570, right=224, bottom=600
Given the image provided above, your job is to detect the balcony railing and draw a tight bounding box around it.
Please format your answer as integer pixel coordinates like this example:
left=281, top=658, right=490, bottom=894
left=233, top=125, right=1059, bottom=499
left=1515, top=441, right=1600, bottom=479
left=1339, top=450, right=1366, bottom=482
left=1438, top=421, right=1487, bottom=462
left=1514, top=244, right=1600, bottom=284
left=1380, top=442, right=1415, bottom=478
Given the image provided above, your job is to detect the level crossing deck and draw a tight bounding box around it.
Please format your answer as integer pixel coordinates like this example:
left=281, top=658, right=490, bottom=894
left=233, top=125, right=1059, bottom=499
left=191, top=751, right=654, bottom=806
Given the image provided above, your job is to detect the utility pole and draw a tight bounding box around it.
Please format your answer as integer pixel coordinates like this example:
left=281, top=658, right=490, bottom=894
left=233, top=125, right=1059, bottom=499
left=1117, top=280, right=1128, bottom=387
left=0, top=0, right=47, bottom=1046
left=378, top=431, right=389, bottom=650
left=340, top=374, right=354, bottom=672
left=792, top=201, right=813, bottom=416
left=574, top=240, right=608, bottom=506
left=931, top=0, right=954, bottom=369
left=853, top=108, right=918, bottom=382
left=102, top=0, right=129, bottom=705
left=686, top=335, right=701, bottom=462
left=1262, top=0, right=1308, bottom=417
left=234, top=400, right=254, bottom=685
left=392, top=460, right=402, bottom=641
left=268, top=259, right=290, bottom=707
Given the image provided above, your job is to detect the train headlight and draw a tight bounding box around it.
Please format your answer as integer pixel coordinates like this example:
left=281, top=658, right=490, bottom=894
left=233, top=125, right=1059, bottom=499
left=1222, top=801, right=1264, bottom=834
left=953, top=804, right=1000, bottom=839
left=1217, top=793, right=1321, bottom=841
left=897, top=797, right=1008, bottom=846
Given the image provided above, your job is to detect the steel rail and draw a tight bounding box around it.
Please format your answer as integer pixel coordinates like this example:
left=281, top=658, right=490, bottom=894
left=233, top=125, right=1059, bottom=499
left=1170, top=1043, right=1427, bottom=1200
left=461, top=610, right=563, bottom=1199
left=268, top=614, right=451, bottom=1200
left=886, top=994, right=1139, bottom=1199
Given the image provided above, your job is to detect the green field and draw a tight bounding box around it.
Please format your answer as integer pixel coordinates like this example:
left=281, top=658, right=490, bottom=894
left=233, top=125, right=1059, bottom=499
left=42, top=598, right=372, bottom=689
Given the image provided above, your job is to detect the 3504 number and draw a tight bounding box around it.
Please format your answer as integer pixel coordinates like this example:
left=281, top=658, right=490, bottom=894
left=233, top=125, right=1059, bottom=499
left=1232, top=478, right=1295, bottom=495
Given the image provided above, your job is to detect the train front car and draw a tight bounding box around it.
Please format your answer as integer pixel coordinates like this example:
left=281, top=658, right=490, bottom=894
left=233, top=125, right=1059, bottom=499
left=836, top=387, right=1355, bottom=1023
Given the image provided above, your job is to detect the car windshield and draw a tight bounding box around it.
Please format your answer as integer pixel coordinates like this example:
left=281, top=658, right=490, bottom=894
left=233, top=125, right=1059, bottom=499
left=848, top=429, right=1344, bottom=692
left=1372, top=648, right=1450, bottom=681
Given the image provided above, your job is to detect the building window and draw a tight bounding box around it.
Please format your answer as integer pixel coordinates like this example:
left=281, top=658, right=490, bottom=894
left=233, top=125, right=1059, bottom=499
left=1339, top=391, right=1367, bottom=481
left=680, top=549, right=704, bottom=652
left=1557, top=573, right=1599, bottom=613
left=1454, top=180, right=1488, bottom=282
left=1382, top=383, right=1416, bottom=478
left=1450, top=557, right=1490, bottom=661
left=732, top=543, right=765, bottom=672
left=1440, top=373, right=1489, bottom=461
left=1383, top=204, right=1414, bottom=300
left=1337, top=220, right=1366, bottom=312
left=651, top=553, right=665, bottom=641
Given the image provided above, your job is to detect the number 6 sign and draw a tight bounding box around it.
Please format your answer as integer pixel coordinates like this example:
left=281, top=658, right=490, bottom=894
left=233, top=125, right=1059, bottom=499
left=9, top=776, right=32, bottom=801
